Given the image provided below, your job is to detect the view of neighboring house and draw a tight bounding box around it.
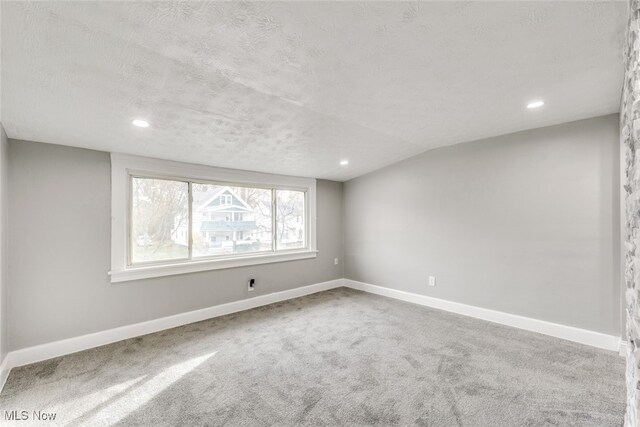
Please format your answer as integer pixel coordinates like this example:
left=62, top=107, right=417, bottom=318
left=173, top=186, right=271, bottom=255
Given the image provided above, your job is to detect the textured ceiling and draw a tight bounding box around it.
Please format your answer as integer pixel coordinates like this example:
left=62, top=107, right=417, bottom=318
left=0, top=1, right=628, bottom=181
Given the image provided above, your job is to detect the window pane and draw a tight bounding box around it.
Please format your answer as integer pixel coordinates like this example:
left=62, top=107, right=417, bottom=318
left=192, top=184, right=272, bottom=257
left=276, top=190, right=306, bottom=250
left=131, top=178, right=189, bottom=264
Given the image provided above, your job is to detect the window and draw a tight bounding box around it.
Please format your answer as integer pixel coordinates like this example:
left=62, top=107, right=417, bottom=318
left=192, top=183, right=272, bottom=258
left=110, top=154, right=316, bottom=282
left=276, top=190, right=306, bottom=250
left=131, top=177, right=189, bottom=264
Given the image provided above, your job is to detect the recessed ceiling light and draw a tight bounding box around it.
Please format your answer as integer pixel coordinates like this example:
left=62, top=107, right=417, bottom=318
left=526, top=100, right=544, bottom=109
left=340, top=160, right=349, bottom=166
left=132, top=119, right=150, bottom=128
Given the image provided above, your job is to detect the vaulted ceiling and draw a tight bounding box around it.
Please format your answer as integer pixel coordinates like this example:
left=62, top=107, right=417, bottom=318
left=0, top=1, right=628, bottom=181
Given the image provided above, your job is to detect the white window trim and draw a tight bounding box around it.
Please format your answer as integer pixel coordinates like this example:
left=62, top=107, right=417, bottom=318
left=110, top=153, right=317, bottom=283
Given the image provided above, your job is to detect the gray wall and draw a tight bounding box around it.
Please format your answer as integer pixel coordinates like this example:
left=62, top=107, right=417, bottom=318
left=8, top=140, right=344, bottom=351
left=0, top=125, right=7, bottom=362
left=344, top=114, right=621, bottom=335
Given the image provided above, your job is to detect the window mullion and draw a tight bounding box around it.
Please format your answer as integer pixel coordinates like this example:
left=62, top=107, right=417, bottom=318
left=272, top=188, right=277, bottom=252
left=188, top=181, right=193, bottom=260
left=127, top=175, right=133, bottom=267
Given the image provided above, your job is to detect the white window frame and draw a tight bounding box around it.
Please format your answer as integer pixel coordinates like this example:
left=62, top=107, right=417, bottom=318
left=110, top=154, right=317, bottom=283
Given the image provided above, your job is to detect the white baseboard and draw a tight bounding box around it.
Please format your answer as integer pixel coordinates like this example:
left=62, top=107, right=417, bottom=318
left=620, top=340, right=628, bottom=358
left=343, top=279, right=622, bottom=352
left=0, top=277, right=623, bottom=394
left=1, top=278, right=344, bottom=387
left=0, top=354, right=9, bottom=393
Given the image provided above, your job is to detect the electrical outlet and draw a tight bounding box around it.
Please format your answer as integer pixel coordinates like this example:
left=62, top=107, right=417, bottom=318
left=248, top=278, right=256, bottom=292
left=334, top=257, right=339, bottom=265
left=428, top=276, right=436, bottom=287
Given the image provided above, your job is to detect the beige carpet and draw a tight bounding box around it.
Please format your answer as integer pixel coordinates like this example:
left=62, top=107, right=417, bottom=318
left=0, top=288, right=626, bottom=426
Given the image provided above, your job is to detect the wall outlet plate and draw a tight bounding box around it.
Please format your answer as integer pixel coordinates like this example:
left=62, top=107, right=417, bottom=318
left=334, top=257, right=339, bottom=265
left=428, top=276, right=436, bottom=287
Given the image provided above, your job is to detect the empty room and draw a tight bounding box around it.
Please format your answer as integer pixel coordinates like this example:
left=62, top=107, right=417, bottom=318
left=0, top=0, right=638, bottom=425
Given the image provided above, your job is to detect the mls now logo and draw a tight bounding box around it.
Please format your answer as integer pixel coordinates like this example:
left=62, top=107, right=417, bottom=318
left=4, top=410, right=57, bottom=421
left=4, top=410, right=28, bottom=421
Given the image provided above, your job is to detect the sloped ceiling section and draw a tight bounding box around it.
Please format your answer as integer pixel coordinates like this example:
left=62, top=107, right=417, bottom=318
left=0, top=1, right=627, bottom=181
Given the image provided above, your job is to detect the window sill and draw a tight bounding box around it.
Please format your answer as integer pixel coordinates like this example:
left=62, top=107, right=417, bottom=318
left=109, top=250, right=318, bottom=283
